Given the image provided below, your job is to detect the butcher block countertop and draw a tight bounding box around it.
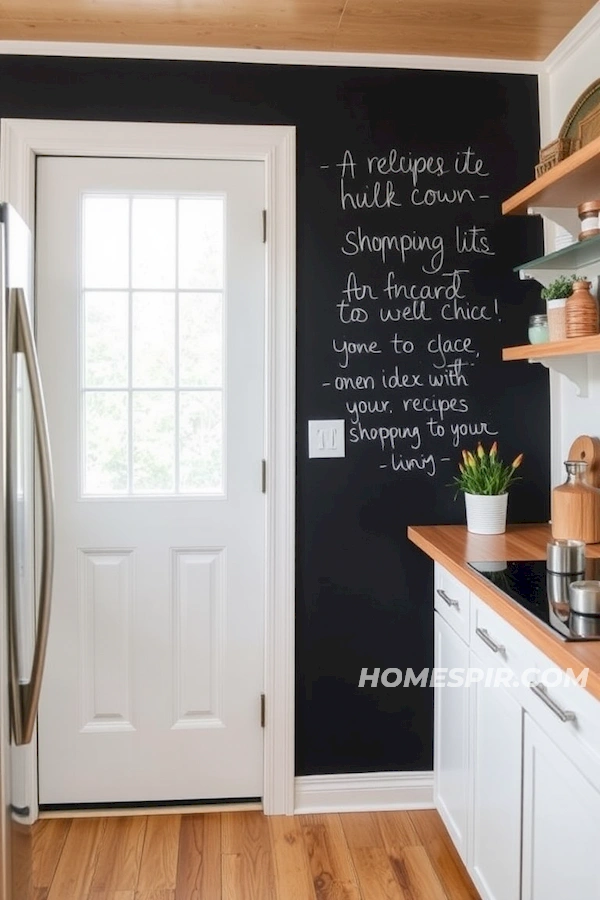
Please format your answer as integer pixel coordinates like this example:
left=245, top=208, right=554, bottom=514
left=408, top=523, right=600, bottom=703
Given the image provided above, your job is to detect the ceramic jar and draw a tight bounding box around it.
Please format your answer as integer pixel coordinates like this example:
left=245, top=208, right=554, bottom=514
left=546, top=298, right=567, bottom=340
left=464, top=492, right=508, bottom=535
left=577, top=200, right=600, bottom=241
left=566, top=279, right=599, bottom=338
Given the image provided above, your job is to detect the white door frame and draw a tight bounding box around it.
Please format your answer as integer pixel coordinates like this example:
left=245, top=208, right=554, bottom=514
left=0, top=117, right=296, bottom=816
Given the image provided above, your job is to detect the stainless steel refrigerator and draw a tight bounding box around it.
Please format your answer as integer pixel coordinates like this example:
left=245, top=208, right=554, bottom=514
left=0, top=203, right=54, bottom=900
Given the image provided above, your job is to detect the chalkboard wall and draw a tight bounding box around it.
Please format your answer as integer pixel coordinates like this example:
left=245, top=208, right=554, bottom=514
left=0, top=57, right=548, bottom=776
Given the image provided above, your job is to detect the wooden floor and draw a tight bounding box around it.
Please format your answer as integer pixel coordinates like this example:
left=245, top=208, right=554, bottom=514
left=32, top=808, right=480, bottom=899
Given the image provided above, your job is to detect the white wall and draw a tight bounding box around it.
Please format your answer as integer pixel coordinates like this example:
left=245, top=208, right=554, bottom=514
left=541, top=3, right=600, bottom=487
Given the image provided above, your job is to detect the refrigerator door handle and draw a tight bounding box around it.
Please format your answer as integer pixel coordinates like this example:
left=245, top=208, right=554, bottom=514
left=7, top=286, right=55, bottom=747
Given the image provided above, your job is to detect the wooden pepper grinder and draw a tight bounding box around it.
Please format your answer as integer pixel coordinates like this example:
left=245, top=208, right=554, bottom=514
left=551, top=459, right=600, bottom=544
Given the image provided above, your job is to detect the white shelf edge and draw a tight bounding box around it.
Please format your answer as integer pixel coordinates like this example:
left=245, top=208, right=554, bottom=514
left=519, top=263, right=600, bottom=289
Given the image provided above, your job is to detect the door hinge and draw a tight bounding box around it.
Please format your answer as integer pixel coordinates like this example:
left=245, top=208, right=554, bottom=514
left=260, top=693, right=266, bottom=728
left=261, top=459, right=267, bottom=493
left=262, top=209, right=267, bottom=243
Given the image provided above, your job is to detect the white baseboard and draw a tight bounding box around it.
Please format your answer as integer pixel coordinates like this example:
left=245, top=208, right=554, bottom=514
left=294, top=770, right=434, bottom=814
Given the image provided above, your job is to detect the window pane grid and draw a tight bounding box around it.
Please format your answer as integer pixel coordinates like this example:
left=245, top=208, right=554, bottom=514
left=81, top=287, right=222, bottom=294
left=81, top=192, right=224, bottom=497
left=82, top=386, right=223, bottom=393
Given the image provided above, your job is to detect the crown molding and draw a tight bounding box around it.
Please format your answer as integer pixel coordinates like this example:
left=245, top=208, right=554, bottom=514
left=537, top=69, right=553, bottom=145
left=0, top=40, right=543, bottom=74
left=544, top=1, right=600, bottom=74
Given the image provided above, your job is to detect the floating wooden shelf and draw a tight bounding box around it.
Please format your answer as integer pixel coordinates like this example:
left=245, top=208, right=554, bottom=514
left=503, top=133, right=600, bottom=216
left=503, top=335, right=600, bottom=361
left=502, top=134, right=600, bottom=396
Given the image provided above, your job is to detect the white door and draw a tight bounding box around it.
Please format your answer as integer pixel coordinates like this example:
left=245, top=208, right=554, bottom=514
left=433, top=611, right=469, bottom=864
left=469, top=649, right=522, bottom=900
left=522, top=713, right=600, bottom=900
left=36, top=156, right=266, bottom=805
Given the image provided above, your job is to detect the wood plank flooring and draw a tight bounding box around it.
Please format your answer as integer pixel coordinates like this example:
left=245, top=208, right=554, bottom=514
left=33, top=809, right=480, bottom=899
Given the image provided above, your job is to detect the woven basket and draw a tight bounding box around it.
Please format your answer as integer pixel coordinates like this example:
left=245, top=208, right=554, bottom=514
left=535, top=137, right=581, bottom=179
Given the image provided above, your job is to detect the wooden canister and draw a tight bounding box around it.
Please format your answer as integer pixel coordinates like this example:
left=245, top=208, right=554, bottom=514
left=566, top=280, right=599, bottom=338
left=577, top=199, right=600, bottom=240
left=551, top=460, right=600, bottom=544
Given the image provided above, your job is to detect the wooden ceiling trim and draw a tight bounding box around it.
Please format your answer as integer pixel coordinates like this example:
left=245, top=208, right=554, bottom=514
left=334, top=0, right=584, bottom=60
left=0, top=23, right=340, bottom=51
left=0, top=0, right=596, bottom=60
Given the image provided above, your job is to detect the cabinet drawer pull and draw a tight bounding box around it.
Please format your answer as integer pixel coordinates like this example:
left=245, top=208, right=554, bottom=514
left=530, top=682, right=576, bottom=724
left=436, top=589, right=459, bottom=610
left=475, top=626, right=505, bottom=654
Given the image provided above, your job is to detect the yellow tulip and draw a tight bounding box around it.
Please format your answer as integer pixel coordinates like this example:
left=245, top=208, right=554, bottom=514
left=462, top=449, right=469, bottom=465
left=466, top=451, right=476, bottom=467
left=490, top=441, right=498, bottom=458
left=477, top=443, right=485, bottom=459
left=459, top=463, right=465, bottom=474
left=511, top=453, right=524, bottom=469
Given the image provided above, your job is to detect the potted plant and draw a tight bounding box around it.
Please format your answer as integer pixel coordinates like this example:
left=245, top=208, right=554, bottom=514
left=453, top=442, right=523, bottom=535
left=540, top=273, right=582, bottom=302
left=541, top=274, right=587, bottom=341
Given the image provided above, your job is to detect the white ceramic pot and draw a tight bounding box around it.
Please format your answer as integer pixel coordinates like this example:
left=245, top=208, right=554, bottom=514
left=464, top=492, right=508, bottom=535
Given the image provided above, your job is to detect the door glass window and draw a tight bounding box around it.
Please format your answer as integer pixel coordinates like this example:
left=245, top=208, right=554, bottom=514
left=81, top=194, right=224, bottom=496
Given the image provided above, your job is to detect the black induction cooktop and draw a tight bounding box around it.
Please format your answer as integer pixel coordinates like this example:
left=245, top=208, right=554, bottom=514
left=468, top=559, right=600, bottom=642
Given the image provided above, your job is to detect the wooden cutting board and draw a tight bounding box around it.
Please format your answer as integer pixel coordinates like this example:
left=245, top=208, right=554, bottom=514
left=568, top=435, right=600, bottom=487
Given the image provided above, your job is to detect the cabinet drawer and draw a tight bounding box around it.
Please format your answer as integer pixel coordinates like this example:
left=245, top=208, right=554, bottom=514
left=434, top=563, right=470, bottom=642
left=521, top=647, right=600, bottom=793
left=470, top=593, right=533, bottom=680
left=471, top=593, right=600, bottom=792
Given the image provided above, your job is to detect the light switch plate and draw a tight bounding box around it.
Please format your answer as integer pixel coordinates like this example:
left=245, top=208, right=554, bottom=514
left=308, top=419, right=345, bottom=458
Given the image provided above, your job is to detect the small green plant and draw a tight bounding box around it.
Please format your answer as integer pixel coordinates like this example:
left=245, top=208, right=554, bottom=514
left=452, top=442, right=523, bottom=496
left=540, top=274, right=585, bottom=301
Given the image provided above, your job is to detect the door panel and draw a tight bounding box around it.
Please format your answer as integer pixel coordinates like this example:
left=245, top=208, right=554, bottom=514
left=172, top=548, right=224, bottom=729
left=79, top=549, right=134, bottom=733
left=36, top=156, right=266, bottom=805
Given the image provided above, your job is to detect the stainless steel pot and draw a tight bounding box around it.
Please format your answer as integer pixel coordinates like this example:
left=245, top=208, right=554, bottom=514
left=547, top=571, right=579, bottom=619
left=568, top=580, right=600, bottom=616
left=569, top=611, right=600, bottom=638
left=547, top=539, right=586, bottom=574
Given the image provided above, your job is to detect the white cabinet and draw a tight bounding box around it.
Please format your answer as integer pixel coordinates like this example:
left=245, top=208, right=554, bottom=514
left=469, top=648, right=522, bottom=900
left=432, top=564, right=600, bottom=900
left=521, top=713, right=600, bottom=900
left=433, top=610, right=469, bottom=863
